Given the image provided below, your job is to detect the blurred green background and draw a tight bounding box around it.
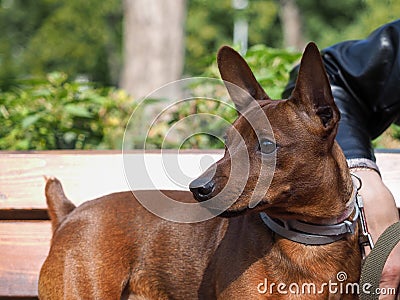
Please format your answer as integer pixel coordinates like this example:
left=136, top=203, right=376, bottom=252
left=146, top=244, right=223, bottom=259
left=1, top=0, right=399, bottom=150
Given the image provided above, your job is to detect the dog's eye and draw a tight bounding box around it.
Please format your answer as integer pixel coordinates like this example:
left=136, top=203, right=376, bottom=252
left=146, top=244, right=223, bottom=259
left=258, top=138, right=276, bottom=154
left=223, top=134, right=228, bottom=145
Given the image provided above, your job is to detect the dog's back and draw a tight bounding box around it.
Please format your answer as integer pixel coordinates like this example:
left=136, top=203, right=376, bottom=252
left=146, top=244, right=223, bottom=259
left=40, top=181, right=228, bottom=299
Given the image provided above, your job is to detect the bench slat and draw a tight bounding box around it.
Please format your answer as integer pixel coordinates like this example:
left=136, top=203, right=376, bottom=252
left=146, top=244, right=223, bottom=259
left=0, top=152, right=129, bottom=211
left=0, top=221, right=51, bottom=298
left=0, top=151, right=223, bottom=212
left=376, top=152, right=400, bottom=206
left=1, top=151, right=399, bottom=210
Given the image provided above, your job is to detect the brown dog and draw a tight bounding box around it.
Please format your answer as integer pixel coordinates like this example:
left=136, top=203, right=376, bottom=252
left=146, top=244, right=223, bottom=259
left=39, top=43, right=361, bottom=299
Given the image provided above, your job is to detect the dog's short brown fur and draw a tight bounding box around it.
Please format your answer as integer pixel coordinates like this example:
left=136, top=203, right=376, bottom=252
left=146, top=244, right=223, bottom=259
left=39, top=43, right=361, bottom=299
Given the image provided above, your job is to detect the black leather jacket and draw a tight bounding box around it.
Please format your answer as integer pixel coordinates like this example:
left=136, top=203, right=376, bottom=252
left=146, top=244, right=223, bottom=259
left=283, top=20, right=400, bottom=161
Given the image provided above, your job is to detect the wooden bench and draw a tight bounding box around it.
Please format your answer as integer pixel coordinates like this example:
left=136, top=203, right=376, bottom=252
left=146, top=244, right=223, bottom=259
left=1, top=150, right=399, bottom=299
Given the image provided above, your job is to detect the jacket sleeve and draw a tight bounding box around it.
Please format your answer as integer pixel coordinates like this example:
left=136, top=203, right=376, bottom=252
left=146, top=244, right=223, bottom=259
left=282, top=20, right=400, bottom=161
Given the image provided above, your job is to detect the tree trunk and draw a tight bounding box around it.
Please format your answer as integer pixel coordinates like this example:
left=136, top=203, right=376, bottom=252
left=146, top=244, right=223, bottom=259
left=120, top=0, right=186, bottom=99
left=279, top=0, right=305, bottom=50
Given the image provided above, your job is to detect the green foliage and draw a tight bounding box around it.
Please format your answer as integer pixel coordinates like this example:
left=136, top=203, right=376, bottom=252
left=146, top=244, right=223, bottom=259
left=1, top=0, right=398, bottom=89
left=335, top=0, right=400, bottom=42
left=185, top=0, right=279, bottom=76
left=0, top=45, right=298, bottom=150
left=0, top=72, right=134, bottom=150
left=0, top=0, right=122, bottom=89
left=391, top=125, right=400, bottom=140
left=204, top=44, right=301, bottom=99
left=296, top=0, right=400, bottom=48
left=143, top=45, right=300, bottom=149
left=244, top=45, right=301, bottom=99
left=143, top=98, right=236, bottom=149
left=373, top=124, right=400, bottom=149
left=296, top=0, right=366, bottom=48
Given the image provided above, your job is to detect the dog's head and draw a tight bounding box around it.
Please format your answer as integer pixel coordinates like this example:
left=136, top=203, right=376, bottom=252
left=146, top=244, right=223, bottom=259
left=190, top=43, right=352, bottom=221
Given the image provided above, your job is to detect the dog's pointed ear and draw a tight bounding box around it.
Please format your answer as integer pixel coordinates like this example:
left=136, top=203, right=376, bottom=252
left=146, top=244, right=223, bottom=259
left=290, top=42, right=339, bottom=132
left=217, top=46, right=270, bottom=113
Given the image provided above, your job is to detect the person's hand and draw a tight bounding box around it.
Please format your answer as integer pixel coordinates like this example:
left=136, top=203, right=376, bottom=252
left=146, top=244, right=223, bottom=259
left=352, top=169, right=400, bottom=299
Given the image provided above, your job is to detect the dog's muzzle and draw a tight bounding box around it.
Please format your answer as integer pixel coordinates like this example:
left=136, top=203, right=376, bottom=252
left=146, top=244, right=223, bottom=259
left=189, top=177, right=215, bottom=202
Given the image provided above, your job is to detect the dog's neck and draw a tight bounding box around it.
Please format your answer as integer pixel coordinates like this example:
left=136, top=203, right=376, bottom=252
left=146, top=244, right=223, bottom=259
left=259, top=183, right=359, bottom=245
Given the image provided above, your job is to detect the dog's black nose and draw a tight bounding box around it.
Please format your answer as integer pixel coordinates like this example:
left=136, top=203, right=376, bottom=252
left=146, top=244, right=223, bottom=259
left=189, top=177, right=215, bottom=202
